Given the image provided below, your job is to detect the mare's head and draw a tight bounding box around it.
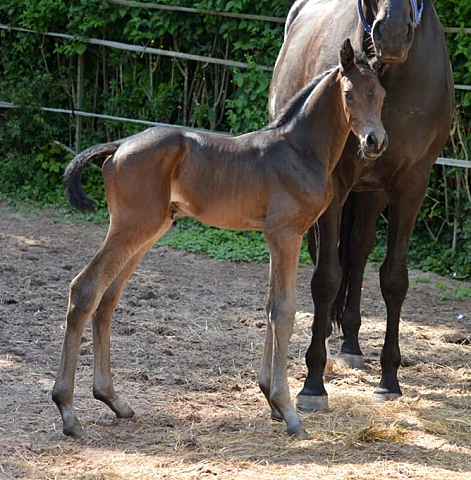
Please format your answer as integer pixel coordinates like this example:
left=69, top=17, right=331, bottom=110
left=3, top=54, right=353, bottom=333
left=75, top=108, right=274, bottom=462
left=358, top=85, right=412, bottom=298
left=359, top=0, right=423, bottom=62
left=338, top=39, right=387, bottom=160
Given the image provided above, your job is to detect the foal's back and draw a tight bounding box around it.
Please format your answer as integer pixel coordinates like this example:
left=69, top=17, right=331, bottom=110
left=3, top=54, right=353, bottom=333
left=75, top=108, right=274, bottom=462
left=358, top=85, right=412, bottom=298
left=168, top=129, right=325, bottom=231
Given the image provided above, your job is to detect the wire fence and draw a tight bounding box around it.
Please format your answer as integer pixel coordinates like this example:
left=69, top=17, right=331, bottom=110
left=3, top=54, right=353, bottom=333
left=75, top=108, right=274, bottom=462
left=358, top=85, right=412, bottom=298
left=1, top=3, right=470, bottom=168
left=105, top=0, right=471, bottom=34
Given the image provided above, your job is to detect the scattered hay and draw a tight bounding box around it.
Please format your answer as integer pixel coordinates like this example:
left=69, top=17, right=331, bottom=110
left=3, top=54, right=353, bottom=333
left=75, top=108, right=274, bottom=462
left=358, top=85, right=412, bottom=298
left=420, top=413, right=471, bottom=445
left=1, top=203, right=471, bottom=479
left=356, top=421, right=408, bottom=443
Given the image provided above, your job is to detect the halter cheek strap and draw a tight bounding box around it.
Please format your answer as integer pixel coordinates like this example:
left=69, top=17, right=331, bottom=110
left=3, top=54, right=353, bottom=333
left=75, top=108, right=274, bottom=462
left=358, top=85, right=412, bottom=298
left=358, top=0, right=424, bottom=35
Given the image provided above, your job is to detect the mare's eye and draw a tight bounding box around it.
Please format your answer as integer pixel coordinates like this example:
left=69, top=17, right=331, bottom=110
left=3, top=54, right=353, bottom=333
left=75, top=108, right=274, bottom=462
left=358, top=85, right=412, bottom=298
left=344, top=91, right=352, bottom=101
left=367, top=90, right=374, bottom=97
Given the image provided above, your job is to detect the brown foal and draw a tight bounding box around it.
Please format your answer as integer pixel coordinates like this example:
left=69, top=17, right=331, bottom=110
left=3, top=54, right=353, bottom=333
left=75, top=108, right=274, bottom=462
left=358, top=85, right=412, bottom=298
left=52, top=39, right=387, bottom=439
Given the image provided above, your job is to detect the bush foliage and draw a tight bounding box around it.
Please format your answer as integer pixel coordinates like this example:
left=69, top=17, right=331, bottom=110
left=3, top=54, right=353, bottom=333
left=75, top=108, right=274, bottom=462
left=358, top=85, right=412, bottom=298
left=0, top=0, right=470, bottom=277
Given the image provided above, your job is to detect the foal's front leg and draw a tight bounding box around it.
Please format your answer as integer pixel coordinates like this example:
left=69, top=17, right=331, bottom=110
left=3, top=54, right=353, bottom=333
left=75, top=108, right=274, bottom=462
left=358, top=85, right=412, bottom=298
left=261, top=229, right=307, bottom=438
left=259, top=258, right=283, bottom=422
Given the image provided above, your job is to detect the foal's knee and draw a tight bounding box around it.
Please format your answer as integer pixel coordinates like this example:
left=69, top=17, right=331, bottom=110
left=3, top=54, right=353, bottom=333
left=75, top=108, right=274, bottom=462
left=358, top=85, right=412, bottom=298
left=268, top=301, right=296, bottom=326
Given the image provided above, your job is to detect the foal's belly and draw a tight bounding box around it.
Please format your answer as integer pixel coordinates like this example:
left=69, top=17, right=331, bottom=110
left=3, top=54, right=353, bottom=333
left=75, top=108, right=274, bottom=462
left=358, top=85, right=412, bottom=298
left=169, top=183, right=267, bottom=231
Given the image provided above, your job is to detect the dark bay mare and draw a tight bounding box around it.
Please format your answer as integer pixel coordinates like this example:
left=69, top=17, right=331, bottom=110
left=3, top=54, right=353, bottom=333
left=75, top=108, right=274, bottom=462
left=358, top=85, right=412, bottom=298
left=269, top=0, right=454, bottom=412
left=52, top=40, right=387, bottom=439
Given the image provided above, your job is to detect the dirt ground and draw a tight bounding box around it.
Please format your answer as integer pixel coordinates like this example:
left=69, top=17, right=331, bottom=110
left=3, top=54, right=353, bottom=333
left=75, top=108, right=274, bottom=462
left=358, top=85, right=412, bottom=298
left=0, top=200, right=470, bottom=480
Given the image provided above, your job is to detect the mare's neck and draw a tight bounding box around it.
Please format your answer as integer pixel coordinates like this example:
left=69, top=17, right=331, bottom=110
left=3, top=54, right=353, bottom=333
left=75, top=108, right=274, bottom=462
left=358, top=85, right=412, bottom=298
left=283, top=68, right=351, bottom=175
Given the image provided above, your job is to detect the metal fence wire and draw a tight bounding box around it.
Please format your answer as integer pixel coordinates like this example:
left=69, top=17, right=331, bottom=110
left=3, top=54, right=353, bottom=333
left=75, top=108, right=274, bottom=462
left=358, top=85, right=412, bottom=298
left=0, top=2, right=470, bottom=168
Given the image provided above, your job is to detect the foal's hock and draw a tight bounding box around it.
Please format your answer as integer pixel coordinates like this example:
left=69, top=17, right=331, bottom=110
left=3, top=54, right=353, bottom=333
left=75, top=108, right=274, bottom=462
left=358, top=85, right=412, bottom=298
left=53, top=40, right=387, bottom=439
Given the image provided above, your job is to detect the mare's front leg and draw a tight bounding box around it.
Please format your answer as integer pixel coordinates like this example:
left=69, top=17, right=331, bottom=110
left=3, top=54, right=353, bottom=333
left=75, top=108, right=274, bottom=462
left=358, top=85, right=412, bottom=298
left=374, top=170, right=431, bottom=402
left=297, top=205, right=342, bottom=413
left=261, top=229, right=307, bottom=438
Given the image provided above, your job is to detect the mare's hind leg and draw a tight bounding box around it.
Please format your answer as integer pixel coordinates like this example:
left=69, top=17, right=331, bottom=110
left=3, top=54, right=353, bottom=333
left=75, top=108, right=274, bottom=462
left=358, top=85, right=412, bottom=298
left=53, top=218, right=172, bottom=437
left=261, top=229, right=306, bottom=438
left=338, top=192, right=387, bottom=369
left=91, top=229, right=170, bottom=418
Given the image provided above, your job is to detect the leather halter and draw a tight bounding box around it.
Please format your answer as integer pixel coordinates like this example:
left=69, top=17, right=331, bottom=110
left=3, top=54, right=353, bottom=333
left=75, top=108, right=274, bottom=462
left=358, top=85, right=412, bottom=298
left=358, top=0, right=424, bottom=35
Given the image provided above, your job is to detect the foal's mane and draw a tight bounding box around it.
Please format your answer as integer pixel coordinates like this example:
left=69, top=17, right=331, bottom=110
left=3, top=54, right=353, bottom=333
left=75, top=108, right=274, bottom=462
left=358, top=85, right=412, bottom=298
left=265, top=52, right=374, bottom=132
left=264, top=68, right=335, bottom=131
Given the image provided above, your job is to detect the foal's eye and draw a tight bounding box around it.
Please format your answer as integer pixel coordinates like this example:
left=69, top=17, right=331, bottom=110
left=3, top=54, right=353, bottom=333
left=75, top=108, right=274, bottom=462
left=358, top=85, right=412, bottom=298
left=344, top=91, right=352, bottom=100
left=367, top=90, right=374, bottom=98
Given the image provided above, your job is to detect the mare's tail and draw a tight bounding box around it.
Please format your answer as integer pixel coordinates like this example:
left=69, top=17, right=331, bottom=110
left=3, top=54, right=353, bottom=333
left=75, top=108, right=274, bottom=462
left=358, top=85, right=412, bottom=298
left=63, top=141, right=123, bottom=213
left=333, top=192, right=357, bottom=327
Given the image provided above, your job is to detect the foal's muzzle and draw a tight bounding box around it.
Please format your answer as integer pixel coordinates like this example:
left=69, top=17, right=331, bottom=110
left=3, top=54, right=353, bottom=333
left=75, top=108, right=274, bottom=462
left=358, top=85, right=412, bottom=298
left=361, top=131, right=388, bottom=160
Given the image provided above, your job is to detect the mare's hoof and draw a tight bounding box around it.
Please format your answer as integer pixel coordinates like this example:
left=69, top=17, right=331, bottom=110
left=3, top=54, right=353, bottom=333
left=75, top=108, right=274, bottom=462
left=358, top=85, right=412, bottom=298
left=372, top=388, right=402, bottom=404
left=296, top=394, right=329, bottom=413
left=63, top=420, right=85, bottom=438
left=324, top=357, right=334, bottom=375
left=337, top=353, right=365, bottom=370
left=287, top=424, right=309, bottom=439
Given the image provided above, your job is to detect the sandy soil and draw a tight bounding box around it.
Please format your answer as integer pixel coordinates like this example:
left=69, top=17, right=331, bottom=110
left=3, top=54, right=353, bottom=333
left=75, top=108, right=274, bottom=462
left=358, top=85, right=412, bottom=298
left=0, top=201, right=470, bottom=479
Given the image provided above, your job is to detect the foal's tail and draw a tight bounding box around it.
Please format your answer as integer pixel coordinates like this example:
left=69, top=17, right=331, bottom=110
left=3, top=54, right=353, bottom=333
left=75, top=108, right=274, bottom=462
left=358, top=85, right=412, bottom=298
left=63, top=141, right=124, bottom=213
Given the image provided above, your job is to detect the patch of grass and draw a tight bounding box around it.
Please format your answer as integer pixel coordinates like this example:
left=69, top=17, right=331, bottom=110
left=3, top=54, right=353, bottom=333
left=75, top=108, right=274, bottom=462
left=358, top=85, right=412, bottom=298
left=454, top=284, right=471, bottom=300
left=159, top=218, right=270, bottom=262
left=435, top=281, right=449, bottom=299
left=413, top=276, right=431, bottom=285
left=159, top=218, right=313, bottom=264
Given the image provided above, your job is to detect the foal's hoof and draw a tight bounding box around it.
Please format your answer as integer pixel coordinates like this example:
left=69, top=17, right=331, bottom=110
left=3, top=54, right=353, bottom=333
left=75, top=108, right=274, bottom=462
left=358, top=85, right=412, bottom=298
left=338, top=353, right=365, bottom=370
left=109, top=398, right=135, bottom=419
left=63, top=420, right=85, bottom=438
left=115, top=404, right=135, bottom=419
left=372, top=388, right=402, bottom=404
left=287, top=424, right=309, bottom=439
left=296, top=394, right=329, bottom=413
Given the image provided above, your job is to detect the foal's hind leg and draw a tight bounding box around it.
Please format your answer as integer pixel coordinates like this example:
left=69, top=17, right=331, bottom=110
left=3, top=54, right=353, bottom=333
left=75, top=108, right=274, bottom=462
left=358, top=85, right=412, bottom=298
left=91, top=231, right=169, bottom=418
left=53, top=219, right=171, bottom=437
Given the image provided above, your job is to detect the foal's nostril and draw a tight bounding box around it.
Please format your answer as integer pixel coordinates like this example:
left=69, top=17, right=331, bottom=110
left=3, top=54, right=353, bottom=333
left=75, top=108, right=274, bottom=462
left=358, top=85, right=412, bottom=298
left=366, top=133, right=377, bottom=150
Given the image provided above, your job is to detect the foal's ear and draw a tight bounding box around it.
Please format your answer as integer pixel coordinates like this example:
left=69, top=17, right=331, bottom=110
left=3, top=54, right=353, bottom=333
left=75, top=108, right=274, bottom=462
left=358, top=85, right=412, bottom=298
left=340, top=38, right=354, bottom=72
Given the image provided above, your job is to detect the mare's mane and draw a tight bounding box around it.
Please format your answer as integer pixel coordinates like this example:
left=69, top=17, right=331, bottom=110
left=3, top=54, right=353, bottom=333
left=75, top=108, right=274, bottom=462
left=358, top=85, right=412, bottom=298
left=265, top=52, right=374, bottom=132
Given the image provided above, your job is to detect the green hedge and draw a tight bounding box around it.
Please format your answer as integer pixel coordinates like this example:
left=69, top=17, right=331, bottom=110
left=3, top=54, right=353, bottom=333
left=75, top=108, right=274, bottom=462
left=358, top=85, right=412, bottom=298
left=410, top=0, right=471, bottom=278
left=0, top=0, right=470, bottom=277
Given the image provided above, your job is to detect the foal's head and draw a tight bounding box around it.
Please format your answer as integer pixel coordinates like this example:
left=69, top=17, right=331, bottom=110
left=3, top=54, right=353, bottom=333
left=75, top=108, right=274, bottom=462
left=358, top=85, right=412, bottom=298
left=338, top=39, right=387, bottom=160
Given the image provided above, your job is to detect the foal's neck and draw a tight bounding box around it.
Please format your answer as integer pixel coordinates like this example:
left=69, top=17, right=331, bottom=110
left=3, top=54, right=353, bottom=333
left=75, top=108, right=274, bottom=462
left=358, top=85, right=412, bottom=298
left=285, top=68, right=351, bottom=175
